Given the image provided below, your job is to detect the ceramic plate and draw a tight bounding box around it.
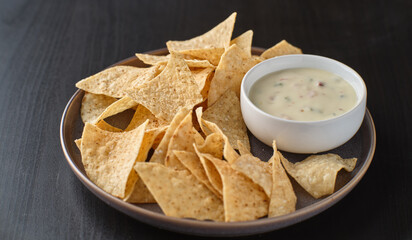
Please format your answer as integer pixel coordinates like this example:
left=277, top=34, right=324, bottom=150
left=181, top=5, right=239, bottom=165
left=60, top=48, right=376, bottom=237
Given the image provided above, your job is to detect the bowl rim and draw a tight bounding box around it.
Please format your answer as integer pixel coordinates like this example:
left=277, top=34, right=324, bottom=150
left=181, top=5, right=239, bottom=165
left=241, top=54, right=367, bottom=124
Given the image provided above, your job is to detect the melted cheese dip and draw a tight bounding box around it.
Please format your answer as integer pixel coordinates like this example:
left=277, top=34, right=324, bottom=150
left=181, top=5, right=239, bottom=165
left=249, top=68, right=357, bottom=121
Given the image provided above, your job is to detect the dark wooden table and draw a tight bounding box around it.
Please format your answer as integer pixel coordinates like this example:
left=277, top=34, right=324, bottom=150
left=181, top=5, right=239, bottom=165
left=1, top=0, right=411, bottom=239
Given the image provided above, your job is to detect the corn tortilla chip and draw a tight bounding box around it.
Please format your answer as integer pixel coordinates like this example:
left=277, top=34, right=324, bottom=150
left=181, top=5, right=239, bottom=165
left=231, top=154, right=272, bottom=197
left=260, top=40, right=302, bottom=59
left=173, top=150, right=222, bottom=198
left=134, top=162, right=224, bottom=221
left=92, top=96, right=138, bottom=124
left=166, top=13, right=236, bottom=52
left=196, top=133, right=224, bottom=159
left=95, top=120, right=122, bottom=132
left=203, top=89, right=249, bottom=151
left=80, top=121, right=148, bottom=198
left=195, top=107, right=239, bottom=164
left=150, top=108, right=190, bottom=164
left=194, top=148, right=224, bottom=197
left=80, top=92, right=117, bottom=123
left=127, top=52, right=203, bottom=122
left=165, top=111, right=196, bottom=170
left=125, top=105, right=167, bottom=131
left=123, top=128, right=162, bottom=203
left=230, top=30, right=253, bottom=57
left=208, top=44, right=260, bottom=106
left=206, top=155, right=269, bottom=222
left=123, top=178, right=156, bottom=203
left=191, top=67, right=215, bottom=95
left=179, top=48, right=224, bottom=66
left=280, top=153, right=357, bottom=198
left=268, top=141, right=297, bottom=217
left=76, top=66, right=156, bottom=98
left=237, top=140, right=251, bottom=156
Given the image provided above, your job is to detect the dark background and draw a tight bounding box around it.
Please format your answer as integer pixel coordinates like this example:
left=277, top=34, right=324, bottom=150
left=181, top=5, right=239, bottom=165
left=0, top=0, right=411, bottom=239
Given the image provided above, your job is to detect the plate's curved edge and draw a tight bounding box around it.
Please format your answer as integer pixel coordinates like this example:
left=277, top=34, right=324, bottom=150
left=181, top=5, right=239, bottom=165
left=60, top=48, right=376, bottom=237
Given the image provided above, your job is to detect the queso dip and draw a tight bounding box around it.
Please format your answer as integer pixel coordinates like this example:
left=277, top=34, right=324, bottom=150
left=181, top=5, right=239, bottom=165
left=249, top=68, right=357, bottom=121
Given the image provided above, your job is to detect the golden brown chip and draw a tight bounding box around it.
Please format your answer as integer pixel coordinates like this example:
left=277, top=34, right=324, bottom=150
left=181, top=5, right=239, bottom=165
left=195, top=107, right=239, bottom=164
left=80, top=92, right=117, bottom=123
left=206, top=155, right=269, bottom=222
left=208, top=44, right=260, bottom=106
left=123, top=128, right=162, bottom=203
left=166, top=13, right=236, bottom=52
left=123, top=178, right=156, bottom=203
left=230, top=154, right=272, bottom=197
left=179, top=48, right=224, bottom=66
left=237, top=140, right=251, bottom=156
left=92, top=96, right=137, bottom=124
left=194, top=148, right=224, bottom=197
left=76, top=66, right=157, bottom=98
left=191, top=67, right=215, bottom=96
left=203, top=89, right=250, bottom=151
left=173, top=150, right=221, bottom=198
left=260, top=40, right=302, bottom=59
left=268, top=141, right=297, bottom=217
left=165, top=111, right=197, bottom=170
left=80, top=121, right=148, bottom=198
left=125, top=105, right=167, bottom=131
left=135, top=53, right=170, bottom=65
left=230, top=30, right=253, bottom=57
left=127, top=52, right=203, bottom=122
left=134, top=162, right=224, bottom=221
left=74, top=138, right=82, bottom=151
left=150, top=108, right=191, bottom=164
left=280, top=153, right=357, bottom=199
left=95, top=120, right=122, bottom=132
left=196, top=133, right=224, bottom=159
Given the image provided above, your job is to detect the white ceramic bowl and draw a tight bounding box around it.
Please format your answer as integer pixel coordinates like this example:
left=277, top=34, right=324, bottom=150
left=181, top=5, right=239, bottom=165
left=241, top=54, right=367, bottom=153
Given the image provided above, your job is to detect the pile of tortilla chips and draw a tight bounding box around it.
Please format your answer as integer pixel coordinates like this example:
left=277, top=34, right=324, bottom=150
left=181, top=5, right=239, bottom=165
left=74, top=12, right=356, bottom=222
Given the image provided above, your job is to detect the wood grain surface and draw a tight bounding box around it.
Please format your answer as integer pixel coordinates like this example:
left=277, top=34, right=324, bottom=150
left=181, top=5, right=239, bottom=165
left=0, top=0, right=411, bottom=239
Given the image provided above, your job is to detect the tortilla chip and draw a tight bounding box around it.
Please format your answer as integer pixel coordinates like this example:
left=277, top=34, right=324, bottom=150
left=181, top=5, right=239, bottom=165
left=237, top=140, right=251, bottom=156
left=230, top=30, right=253, bottom=57
left=166, top=13, right=236, bottom=52
left=173, top=150, right=221, bottom=198
left=268, top=141, right=296, bottom=217
left=76, top=66, right=157, bottom=98
left=191, top=68, right=215, bottom=95
left=208, top=44, right=260, bottom=106
left=127, top=52, right=203, bottom=122
left=150, top=108, right=190, bottom=164
left=195, top=107, right=239, bottom=164
left=80, top=121, right=148, bottom=198
left=74, top=138, right=82, bottom=151
left=122, top=128, right=162, bottom=203
left=92, top=96, right=137, bottom=124
left=196, top=133, right=224, bottom=159
left=125, top=105, right=167, bottom=131
left=123, top=178, right=156, bottom=203
left=165, top=111, right=196, bottom=170
left=134, top=162, right=224, bottom=221
left=203, top=89, right=249, bottom=151
left=194, top=149, right=224, bottom=197
left=231, top=154, right=272, bottom=197
left=95, top=120, right=122, bottom=132
left=135, top=53, right=169, bottom=65
left=205, top=155, right=269, bottom=222
left=260, top=40, right=302, bottom=59
left=80, top=92, right=117, bottom=123
left=280, top=153, right=357, bottom=199
left=179, top=48, right=224, bottom=66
